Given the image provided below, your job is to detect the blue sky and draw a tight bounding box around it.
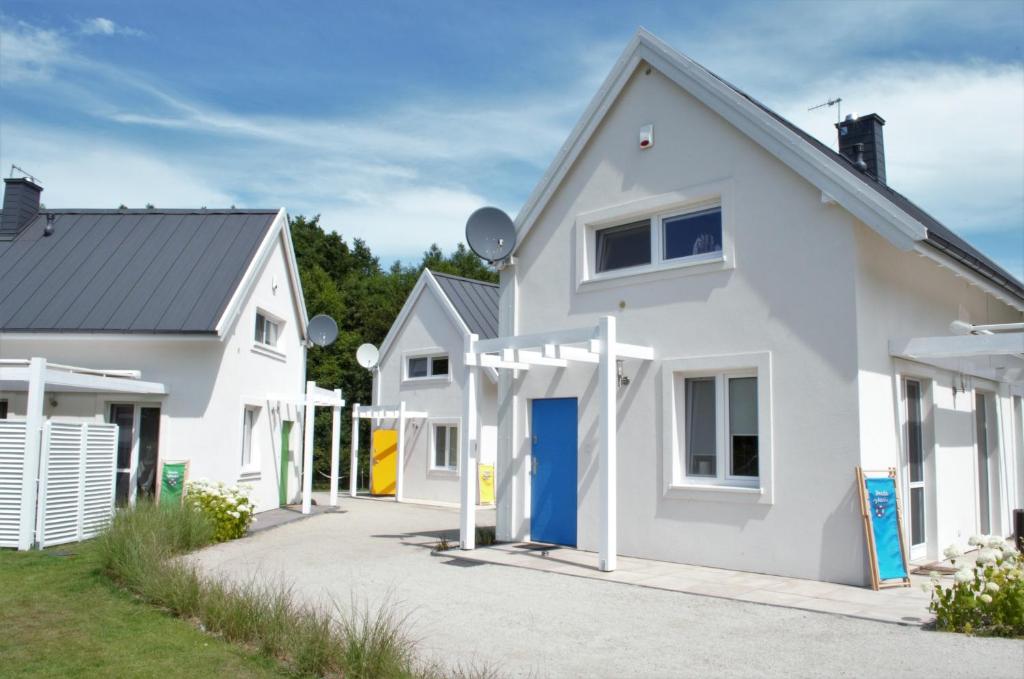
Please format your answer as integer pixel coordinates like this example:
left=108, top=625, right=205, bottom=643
left=1, top=1, right=1022, bottom=278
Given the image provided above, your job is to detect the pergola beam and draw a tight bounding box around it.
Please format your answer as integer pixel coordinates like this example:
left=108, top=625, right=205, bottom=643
left=890, top=333, right=1024, bottom=360
left=472, top=326, right=595, bottom=354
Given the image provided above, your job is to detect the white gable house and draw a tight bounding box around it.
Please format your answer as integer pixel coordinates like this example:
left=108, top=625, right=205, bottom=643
left=460, top=30, right=1024, bottom=586
left=366, top=269, right=499, bottom=506
left=0, top=178, right=313, bottom=520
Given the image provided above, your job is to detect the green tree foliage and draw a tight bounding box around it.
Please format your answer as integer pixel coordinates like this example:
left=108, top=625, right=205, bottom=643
left=288, top=215, right=497, bottom=490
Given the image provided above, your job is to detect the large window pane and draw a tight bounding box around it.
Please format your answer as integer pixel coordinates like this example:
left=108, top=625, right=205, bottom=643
left=728, top=377, right=758, bottom=477
left=906, top=381, right=923, bottom=483
left=110, top=404, right=135, bottom=469
left=431, top=356, right=449, bottom=376
left=596, top=220, right=651, bottom=273
left=911, top=486, right=925, bottom=546
left=242, top=408, right=256, bottom=467
left=685, top=378, right=716, bottom=477
left=664, top=208, right=722, bottom=260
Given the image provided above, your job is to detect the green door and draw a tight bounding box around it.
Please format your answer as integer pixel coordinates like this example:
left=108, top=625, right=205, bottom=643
left=279, top=421, right=293, bottom=506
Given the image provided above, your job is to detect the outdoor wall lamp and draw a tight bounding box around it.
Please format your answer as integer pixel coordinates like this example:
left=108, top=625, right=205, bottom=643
left=616, top=359, right=630, bottom=388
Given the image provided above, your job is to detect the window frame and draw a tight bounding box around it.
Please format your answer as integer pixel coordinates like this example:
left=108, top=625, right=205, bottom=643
left=241, top=405, right=261, bottom=474
left=428, top=418, right=460, bottom=474
left=662, top=351, right=773, bottom=504
left=402, top=348, right=452, bottom=384
left=576, top=181, right=734, bottom=291
left=252, top=309, right=286, bottom=360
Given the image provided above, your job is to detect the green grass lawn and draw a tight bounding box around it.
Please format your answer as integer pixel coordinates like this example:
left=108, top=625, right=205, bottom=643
left=0, top=546, right=288, bottom=678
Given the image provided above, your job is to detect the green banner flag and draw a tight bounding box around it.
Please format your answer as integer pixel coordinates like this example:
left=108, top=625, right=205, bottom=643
left=160, top=462, right=187, bottom=506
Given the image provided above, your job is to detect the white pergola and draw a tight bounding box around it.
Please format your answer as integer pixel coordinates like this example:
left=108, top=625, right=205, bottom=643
left=890, top=322, right=1024, bottom=390
left=0, top=357, right=167, bottom=550
left=349, top=402, right=428, bottom=502
left=267, top=381, right=344, bottom=514
left=459, top=315, right=653, bottom=572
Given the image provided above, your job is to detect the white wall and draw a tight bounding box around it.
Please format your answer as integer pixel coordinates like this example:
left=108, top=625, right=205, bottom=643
left=503, top=64, right=869, bottom=584
left=853, top=224, right=1023, bottom=558
left=375, top=282, right=497, bottom=505
left=0, top=231, right=308, bottom=513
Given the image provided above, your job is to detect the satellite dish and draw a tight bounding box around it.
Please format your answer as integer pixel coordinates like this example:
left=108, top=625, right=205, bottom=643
left=356, top=343, right=379, bottom=369
left=307, top=314, right=338, bottom=347
left=466, top=206, right=516, bottom=262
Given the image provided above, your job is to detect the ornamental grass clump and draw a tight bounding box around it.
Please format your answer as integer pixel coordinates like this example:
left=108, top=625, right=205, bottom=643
left=186, top=479, right=256, bottom=542
left=926, top=535, right=1024, bottom=637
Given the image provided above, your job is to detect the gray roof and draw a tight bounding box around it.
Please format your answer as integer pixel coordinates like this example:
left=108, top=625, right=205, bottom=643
left=0, top=209, right=279, bottom=333
left=431, top=270, right=499, bottom=339
left=705, top=71, right=1024, bottom=303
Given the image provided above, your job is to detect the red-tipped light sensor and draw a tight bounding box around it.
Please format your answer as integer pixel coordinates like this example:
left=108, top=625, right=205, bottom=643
left=639, top=124, right=654, bottom=149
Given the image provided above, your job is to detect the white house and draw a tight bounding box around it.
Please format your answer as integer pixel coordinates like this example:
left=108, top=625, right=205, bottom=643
left=0, top=177, right=314, bottom=517
left=363, top=269, right=498, bottom=505
left=457, top=30, right=1024, bottom=586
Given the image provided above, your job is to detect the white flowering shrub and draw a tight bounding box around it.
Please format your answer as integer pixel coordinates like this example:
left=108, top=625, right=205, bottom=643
left=925, top=535, right=1023, bottom=637
left=185, top=479, right=256, bottom=542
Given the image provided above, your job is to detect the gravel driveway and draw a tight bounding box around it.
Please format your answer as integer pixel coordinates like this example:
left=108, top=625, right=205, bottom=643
left=191, top=497, right=1024, bottom=678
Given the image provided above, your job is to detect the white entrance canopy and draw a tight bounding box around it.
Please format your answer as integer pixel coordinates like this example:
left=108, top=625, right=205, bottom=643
left=890, top=322, right=1024, bottom=388
left=0, top=357, right=167, bottom=551
left=266, top=382, right=344, bottom=514
left=460, top=315, right=653, bottom=572
left=349, top=403, right=428, bottom=502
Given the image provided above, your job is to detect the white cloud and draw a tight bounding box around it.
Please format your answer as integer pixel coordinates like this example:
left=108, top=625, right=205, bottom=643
left=0, top=21, right=67, bottom=82
left=80, top=17, right=144, bottom=37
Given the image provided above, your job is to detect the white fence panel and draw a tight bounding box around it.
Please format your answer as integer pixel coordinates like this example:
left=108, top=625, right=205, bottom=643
left=82, top=425, right=118, bottom=538
left=38, top=422, right=118, bottom=548
left=0, top=421, right=27, bottom=549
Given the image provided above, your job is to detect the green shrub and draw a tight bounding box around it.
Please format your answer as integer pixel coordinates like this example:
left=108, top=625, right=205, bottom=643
left=475, top=526, right=496, bottom=546
left=927, top=535, right=1024, bottom=637
left=185, top=480, right=256, bottom=542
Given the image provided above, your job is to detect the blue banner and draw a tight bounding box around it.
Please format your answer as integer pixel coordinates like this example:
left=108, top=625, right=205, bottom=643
left=865, top=477, right=907, bottom=581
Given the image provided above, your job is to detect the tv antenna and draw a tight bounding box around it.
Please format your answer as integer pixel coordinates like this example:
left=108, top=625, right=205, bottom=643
left=808, top=97, right=843, bottom=123
left=9, top=164, right=40, bottom=184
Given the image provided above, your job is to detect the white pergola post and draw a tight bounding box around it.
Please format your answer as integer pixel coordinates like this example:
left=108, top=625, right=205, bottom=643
left=301, top=380, right=316, bottom=515
left=598, top=316, right=617, bottom=572
left=396, top=400, right=406, bottom=502
left=460, top=333, right=480, bottom=549
left=20, top=357, right=46, bottom=551
left=350, top=403, right=360, bottom=498
left=329, top=388, right=342, bottom=507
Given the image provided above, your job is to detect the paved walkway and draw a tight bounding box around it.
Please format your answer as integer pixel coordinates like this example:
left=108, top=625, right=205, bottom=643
left=191, top=497, right=1023, bottom=678
left=457, top=542, right=932, bottom=626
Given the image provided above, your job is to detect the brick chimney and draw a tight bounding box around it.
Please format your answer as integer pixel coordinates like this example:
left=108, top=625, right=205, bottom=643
left=1, top=177, right=43, bottom=240
left=836, top=113, right=886, bottom=184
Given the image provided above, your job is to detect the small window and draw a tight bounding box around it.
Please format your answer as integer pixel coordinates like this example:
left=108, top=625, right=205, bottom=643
left=254, top=312, right=280, bottom=347
left=682, top=373, right=758, bottom=485
left=664, top=207, right=722, bottom=261
left=406, top=353, right=449, bottom=380
left=432, top=423, right=458, bottom=470
left=595, top=220, right=651, bottom=273
left=241, top=407, right=258, bottom=468
left=0, top=399, right=7, bottom=419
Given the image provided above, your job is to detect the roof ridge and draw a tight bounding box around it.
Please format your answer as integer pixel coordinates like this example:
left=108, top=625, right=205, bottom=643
left=427, top=268, right=499, bottom=287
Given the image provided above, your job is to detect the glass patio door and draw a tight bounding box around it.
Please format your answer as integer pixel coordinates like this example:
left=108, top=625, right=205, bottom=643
left=904, top=379, right=927, bottom=559
left=109, top=404, right=161, bottom=506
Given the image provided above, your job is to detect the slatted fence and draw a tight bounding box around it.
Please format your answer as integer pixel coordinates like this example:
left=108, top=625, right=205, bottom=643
left=0, top=421, right=28, bottom=549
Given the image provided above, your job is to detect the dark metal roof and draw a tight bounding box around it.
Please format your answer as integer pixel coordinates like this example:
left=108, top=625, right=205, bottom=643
left=431, top=270, right=499, bottom=339
left=702, top=69, right=1024, bottom=303
left=0, top=209, right=279, bottom=333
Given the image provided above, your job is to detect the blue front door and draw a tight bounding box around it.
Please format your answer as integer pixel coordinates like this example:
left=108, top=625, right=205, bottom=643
left=530, top=398, right=578, bottom=546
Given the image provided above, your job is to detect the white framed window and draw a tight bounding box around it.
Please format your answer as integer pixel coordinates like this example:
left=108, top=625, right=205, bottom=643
left=662, top=351, right=773, bottom=503
left=576, top=181, right=734, bottom=290
left=403, top=349, right=450, bottom=382
left=241, top=406, right=260, bottom=471
left=254, top=311, right=282, bottom=348
left=430, top=421, right=459, bottom=472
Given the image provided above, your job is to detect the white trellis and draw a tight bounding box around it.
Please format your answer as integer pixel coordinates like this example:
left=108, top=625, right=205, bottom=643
left=460, top=315, right=653, bottom=572
left=267, top=381, right=345, bottom=514
left=349, top=403, right=428, bottom=502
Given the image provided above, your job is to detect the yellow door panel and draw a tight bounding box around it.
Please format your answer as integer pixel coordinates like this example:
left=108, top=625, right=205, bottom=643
left=370, top=429, right=397, bottom=496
